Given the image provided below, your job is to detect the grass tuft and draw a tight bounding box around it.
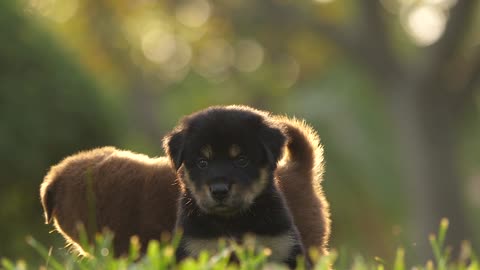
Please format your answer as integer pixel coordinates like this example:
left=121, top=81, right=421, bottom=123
left=1, top=220, right=478, bottom=270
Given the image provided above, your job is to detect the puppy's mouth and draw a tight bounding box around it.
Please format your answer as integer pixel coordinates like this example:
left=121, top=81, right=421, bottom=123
left=211, top=204, right=236, bottom=214
left=187, top=177, right=270, bottom=216
left=198, top=200, right=243, bottom=216
left=194, top=190, right=250, bottom=216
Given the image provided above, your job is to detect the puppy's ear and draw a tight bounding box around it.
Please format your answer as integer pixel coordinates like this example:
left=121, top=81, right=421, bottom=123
left=163, top=129, right=185, bottom=170
left=260, top=124, right=286, bottom=168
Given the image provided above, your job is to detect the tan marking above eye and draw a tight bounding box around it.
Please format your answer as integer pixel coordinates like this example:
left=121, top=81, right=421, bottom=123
left=229, top=144, right=241, bottom=158
left=200, top=145, right=213, bottom=159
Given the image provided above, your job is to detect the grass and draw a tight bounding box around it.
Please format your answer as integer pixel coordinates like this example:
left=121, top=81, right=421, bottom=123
left=1, top=219, right=478, bottom=270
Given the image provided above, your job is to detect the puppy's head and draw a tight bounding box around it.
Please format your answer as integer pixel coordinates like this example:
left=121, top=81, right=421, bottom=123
left=163, top=105, right=286, bottom=215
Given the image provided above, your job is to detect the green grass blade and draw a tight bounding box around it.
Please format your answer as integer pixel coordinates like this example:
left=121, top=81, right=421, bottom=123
left=438, top=218, right=449, bottom=249
left=1, top=258, right=15, bottom=270
left=393, top=248, right=404, bottom=270
left=26, top=236, right=64, bottom=270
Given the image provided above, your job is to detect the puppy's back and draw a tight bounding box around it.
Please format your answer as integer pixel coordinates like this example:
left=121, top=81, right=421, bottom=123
left=40, top=147, right=178, bottom=255
left=41, top=147, right=115, bottom=225
left=274, top=117, right=331, bottom=254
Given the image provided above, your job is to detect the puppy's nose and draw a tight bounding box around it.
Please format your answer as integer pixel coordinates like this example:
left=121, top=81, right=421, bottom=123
left=209, top=183, right=230, bottom=201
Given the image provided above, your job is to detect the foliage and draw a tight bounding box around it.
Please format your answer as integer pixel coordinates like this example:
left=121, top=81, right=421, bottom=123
left=0, top=0, right=124, bottom=260
left=2, top=0, right=480, bottom=263
left=1, top=220, right=478, bottom=270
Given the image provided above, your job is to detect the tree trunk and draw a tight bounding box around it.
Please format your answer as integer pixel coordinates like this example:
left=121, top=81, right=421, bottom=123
left=387, top=80, right=471, bottom=260
left=128, top=79, right=164, bottom=149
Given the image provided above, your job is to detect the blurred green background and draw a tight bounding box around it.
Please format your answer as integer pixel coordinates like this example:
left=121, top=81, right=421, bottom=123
left=1, top=0, right=479, bottom=264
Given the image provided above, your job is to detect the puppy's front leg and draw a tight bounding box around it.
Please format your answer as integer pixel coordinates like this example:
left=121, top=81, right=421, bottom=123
left=175, top=239, right=189, bottom=262
left=283, top=241, right=309, bottom=269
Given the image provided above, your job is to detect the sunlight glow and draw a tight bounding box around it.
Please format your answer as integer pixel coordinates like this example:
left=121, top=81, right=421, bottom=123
left=404, top=4, right=447, bottom=46
left=234, top=40, right=264, bottom=72
left=175, top=0, right=211, bottom=28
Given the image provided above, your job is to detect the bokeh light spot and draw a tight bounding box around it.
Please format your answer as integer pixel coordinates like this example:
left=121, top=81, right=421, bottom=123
left=195, top=39, right=234, bottom=81
left=234, top=39, right=264, bottom=73
left=278, top=56, right=300, bottom=88
left=162, top=37, right=192, bottom=72
left=313, top=0, right=335, bottom=4
left=424, top=0, right=457, bottom=8
left=176, top=0, right=211, bottom=28
left=26, top=0, right=55, bottom=17
left=26, top=0, right=78, bottom=23
left=404, top=4, right=447, bottom=46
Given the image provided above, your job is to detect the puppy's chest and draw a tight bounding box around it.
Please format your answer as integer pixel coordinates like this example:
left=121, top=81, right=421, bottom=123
left=184, top=232, right=295, bottom=262
left=185, top=207, right=292, bottom=237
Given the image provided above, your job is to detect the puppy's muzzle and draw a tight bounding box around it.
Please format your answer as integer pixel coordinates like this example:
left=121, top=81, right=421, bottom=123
left=209, top=183, right=230, bottom=202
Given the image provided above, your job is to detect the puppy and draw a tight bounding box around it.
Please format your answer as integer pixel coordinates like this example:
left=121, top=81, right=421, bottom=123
left=40, top=105, right=330, bottom=260
left=164, top=105, right=305, bottom=267
left=40, top=147, right=179, bottom=254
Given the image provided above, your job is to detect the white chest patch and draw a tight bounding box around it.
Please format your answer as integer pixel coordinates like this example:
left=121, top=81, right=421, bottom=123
left=184, top=238, right=220, bottom=257
left=184, top=232, right=295, bottom=262
left=254, top=233, right=295, bottom=261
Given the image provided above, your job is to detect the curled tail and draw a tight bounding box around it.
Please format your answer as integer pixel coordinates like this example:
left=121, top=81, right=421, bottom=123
left=274, top=116, right=330, bottom=253
left=275, top=116, right=324, bottom=184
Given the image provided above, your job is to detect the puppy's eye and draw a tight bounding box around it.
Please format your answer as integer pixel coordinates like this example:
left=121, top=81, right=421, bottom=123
left=234, top=155, right=249, bottom=168
left=197, top=158, right=208, bottom=169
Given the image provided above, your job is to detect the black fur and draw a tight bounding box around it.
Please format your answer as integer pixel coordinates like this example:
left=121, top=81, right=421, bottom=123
left=163, top=129, right=185, bottom=170
left=164, top=106, right=305, bottom=268
left=177, top=182, right=292, bottom=238
left=285, top=241, right=307, bottom=269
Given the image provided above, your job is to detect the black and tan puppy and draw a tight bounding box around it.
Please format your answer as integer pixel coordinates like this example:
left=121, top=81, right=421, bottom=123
left=163, top=105, right=306, bottom=267
left=40, top=105, right=330, bottom=259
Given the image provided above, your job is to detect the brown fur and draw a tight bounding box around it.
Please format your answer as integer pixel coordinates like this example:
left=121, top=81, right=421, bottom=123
left=40, top=114, right=330, bottom=256
left=275, top=116, right=331, bottom=254
left=40, top=147, right=179, bottom=255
